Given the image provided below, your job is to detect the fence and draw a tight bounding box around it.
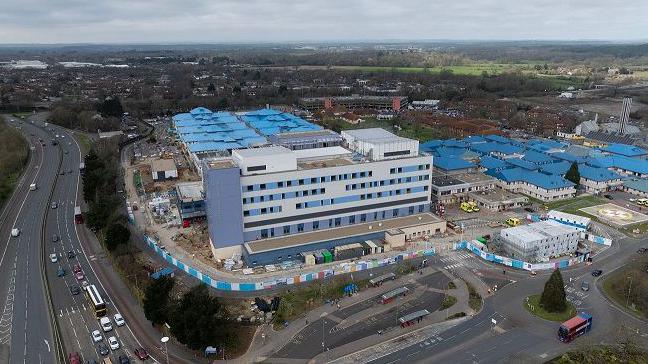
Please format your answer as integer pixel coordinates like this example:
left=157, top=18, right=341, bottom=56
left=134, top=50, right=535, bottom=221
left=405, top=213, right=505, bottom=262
left=144, top=235, right=435, bottom=292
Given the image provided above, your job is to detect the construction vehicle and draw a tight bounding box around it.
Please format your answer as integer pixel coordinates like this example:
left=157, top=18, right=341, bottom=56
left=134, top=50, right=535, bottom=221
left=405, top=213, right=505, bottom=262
left=506, top=218, right=521, bottom=227
left=636, top=198, right=648, bottom=206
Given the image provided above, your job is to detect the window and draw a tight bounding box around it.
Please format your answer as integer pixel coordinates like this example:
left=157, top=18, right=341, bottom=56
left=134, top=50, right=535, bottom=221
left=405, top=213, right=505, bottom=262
left=352, top=173, right=358, bottom=178
left=349, top=216, right=356, bottom=224
left=247, top=185, right=253, bottom=191
left=283, top=226, right=290, bottom=234
left=374, top=212, right=378, bottom=219
left=320, top=188, right=325, bottom=194
left=297, top=223, right=304, bottom=232
left=269, top=194, right=274, bottom=201
left=278, top=181, right=284, bottom=187
left=313, top=221, right=319, bottom=230
left=261, top=229, right=268, bottom=238
left=287, top=180, right=293, bottom=187
left=260, top=183, right=266, bottom=190
left=242, top=198, right=247, bottom=204
left=360, top=172, right=366, bottom=177
left=260, top=195, right=265, bottom=202
left=393, top=209, right=399, bottom=217
left=409, top=206, right=415, bottom=214
left=331, top=175, right=337, bottom=181
left=296, top=203, right=303, bottom=209
left=270, top=228, right=275, bottom=237
left=368, top=171, right=373, bottom=177
left=390, top=168, right=396, bottom=174
left=243, top=210, right=250, bottom=217
left=334, top=218, right=341, bottom=226
left=397, top=167, right=403, bottom=173
left=298, top=179, right=304, bottom=185
left=261, top=208, right=267, bottom=214
left=311, top=178, right=317, bottom=184
left=247, top=165, right=266, bottom=172
left=303, top=190, right=309, bottom=196
left=380, top=180, right=385, bottom=186
left=360, top=214, right=367, bottom=222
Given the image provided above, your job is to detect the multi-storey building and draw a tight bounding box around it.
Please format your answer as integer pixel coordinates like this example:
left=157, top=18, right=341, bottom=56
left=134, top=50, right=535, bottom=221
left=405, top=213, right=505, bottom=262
left=500, top=220, right=581, bottom=262
left=300, top=95, right=408, bottom=111
left=202, top=128, right=435, bottom=265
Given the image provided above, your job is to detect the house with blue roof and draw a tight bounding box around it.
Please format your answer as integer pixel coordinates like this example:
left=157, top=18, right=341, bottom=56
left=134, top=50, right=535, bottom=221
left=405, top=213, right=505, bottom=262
left=521, top=150, right=555, bottom=165
left=587, top=155, right=648, bottom=178
left=602, top=143, right=648, bottom=159
left=478, top=155, right=508, bottom=171
left=578, top=165, right=623, bottom=193
left=623, top=179, right=648, bottom=197
left=433, top=156, right=477, bottom=173
left=488, top=167, right=576, bottom=201
left=469, top=142, right=524, bottom=157
left=539, top=161, right=572, bottom=176
left=503, top=157, right=540, bottom=171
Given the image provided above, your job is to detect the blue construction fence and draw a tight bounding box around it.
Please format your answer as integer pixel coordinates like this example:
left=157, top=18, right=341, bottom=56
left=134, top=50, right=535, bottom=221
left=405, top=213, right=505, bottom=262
left=144, top=235, right=435, bottom=292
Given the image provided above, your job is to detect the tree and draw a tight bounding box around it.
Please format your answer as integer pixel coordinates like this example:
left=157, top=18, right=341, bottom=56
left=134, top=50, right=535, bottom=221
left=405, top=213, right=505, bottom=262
left=169, top=284, right=233, bottom=350
left=207, top=83, right=216, bottom=92
left=143, top=276, right=175, bottom=325
left=540, top=269, right=567, bottom=312
left=97, top=96, right=124, bottom=118
left=104, top=223, right=130, bottom=251
left=565, top=162, right=580, bottom=186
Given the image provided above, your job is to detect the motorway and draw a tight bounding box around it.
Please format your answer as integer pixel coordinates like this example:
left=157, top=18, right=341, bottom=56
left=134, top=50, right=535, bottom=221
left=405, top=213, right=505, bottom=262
left=367, top=236, right=648, bottom=364
left=0, top=118, right=57, bottom=363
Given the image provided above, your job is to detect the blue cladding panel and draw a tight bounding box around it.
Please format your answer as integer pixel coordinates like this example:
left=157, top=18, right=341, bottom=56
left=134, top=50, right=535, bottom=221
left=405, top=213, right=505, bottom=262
left=240, top=283, right=256, bottom=291
left=204, top=167, right=245, bottom=249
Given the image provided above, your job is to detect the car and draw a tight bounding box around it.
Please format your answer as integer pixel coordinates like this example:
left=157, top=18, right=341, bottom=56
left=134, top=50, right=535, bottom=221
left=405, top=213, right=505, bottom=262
left=11, top=228, right=20, bottom=237
left=52, top=234, right=59, bottom=242
left=604, top=194, right=613, bottom=200
left=68, top=352, right=81, bottom=364
left=581, top=281, right=590, bottom=291
left=98, top=343, right=110, bottom=356
left=91, top=329, right=103, bottom=342
left=51, top=202, right=58, bottom=209
left=134, top=348, right=149, bottom=360
left=108, top=336, right=120, bottom=350
left=81, top=280, right=89, bottom=290
left=68, top=250, right=76, bottom=259
left=49, top=253, right=58, bottom=263
left=75, top=270, right=85, bottom=281
left=57, top=268, right=65, bottom=277
left=591, top=269, right=603, bottom=277
left=118, top=355, right=131, bottom=364
left=100, top=317, right=113, bottom=332
left=73, top=264, right=82, bottom=273
left=69, top=285, right=81, bottom=295
left=113, top=313, right=125, bottom=327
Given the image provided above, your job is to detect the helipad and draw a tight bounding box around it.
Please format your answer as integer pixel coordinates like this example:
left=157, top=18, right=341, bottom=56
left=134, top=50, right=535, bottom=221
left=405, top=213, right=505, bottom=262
left=580, top=203, right=648, bottom=227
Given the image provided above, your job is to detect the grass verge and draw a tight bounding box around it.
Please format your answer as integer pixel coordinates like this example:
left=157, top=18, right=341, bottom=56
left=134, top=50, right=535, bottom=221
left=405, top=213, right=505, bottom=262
left=601, top=256, right=648, bottom=319
left=464, top=280, right=483, bottom=312
left=446, top=312, right=467, bottom=320
left=448, top=281, right=457, bottom=289
left=440, top=295, right=457, bottom=310
left=523, top=294, right=576, bottom=322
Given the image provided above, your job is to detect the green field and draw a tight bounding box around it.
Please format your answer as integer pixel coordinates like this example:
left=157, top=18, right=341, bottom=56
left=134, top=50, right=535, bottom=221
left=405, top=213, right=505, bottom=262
left=545, top=195, right=608, bottom=215
left=602, top=256, right=648, bottom=319
left=330, top=63, right=535, bottom=76
left=524, top=294, right=576, bottom=322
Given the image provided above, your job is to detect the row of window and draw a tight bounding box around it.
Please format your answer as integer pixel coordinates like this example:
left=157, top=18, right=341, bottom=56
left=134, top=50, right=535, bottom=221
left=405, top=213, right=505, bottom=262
left=243, top=188, right=326, bottom=204
left=345, top=174, right=429, bottom=191
left=243, top=171, right=374, bottom=192
left=243, top=205, right=282, bottom=217
left=296, top=186, right=428, bottom=210
left=257, top=205, right=427, bottom=238
left=389, top=164, right=430, bottom=174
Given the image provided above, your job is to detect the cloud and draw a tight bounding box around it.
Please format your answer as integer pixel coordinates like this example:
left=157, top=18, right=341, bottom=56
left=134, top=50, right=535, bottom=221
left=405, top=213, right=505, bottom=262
left=0, top=0, right=647, bottom=43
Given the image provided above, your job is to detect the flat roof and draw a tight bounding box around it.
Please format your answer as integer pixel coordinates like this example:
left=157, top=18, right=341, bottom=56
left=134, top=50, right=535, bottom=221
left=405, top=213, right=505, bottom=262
left=298, top=157, right=354, bottom=170
left=244, top=213, right=444, bottom=254
left=431, top=175, right=465, bottom=187
left=293, top=146, right=353, bottom=161
left=151, top=158, right=176, bottom=171
left=453, top=172, right=496, bottom=184
left=204, top=159, right=237, bottom=170
left=343, top=128, right=411, bottom=144
left=233, top=145, right=292, bottom=158
left=176, top=182, right=203, bottom=201
left=470, top=189, right=528, bottom=204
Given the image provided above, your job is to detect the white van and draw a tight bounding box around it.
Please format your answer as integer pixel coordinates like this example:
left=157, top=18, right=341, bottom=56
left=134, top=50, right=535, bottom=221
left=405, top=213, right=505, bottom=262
left=11, top=228, right=20, bottom=237
left=29, top=183, right=37, bottom=191
left=100, top=316, right=113, bottom=332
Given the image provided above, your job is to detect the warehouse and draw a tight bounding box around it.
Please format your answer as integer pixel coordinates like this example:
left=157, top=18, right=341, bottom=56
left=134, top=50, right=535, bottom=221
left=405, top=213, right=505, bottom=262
left=500, top=220, right=581, bottom=262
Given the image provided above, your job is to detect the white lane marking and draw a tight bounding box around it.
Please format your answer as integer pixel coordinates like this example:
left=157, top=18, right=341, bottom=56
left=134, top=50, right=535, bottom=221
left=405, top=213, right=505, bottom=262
left=44, top=339, right=50, bottom=352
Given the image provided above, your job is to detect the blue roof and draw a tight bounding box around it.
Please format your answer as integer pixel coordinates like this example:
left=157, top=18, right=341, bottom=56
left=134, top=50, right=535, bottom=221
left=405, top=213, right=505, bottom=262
left=623, top=179, right=648, bottom=193
left=420, top=140, right=444, bottom=153
left=526, top=138, right=566, bottom=150
left=521, top=150, right=555, bottom=164
left=484, top=134, right=512, bottom=144
left=587, top=155, right=648, bottom=175
left=579, top=165, right=621, bottom=182
left=551, top=152, right=588, bottom=164
left=470, top=142, right=523, bottom=155
left=490, top=167, right=575, bottom=190
left=504, top=158, right=539, bottom=170
left=479, top=155, right=508, bottom=170
left=242, top=108, right=321, bottom=136
left=539, top=161, right=572, bottom=175
left=434, top=156, right=476, bottom=171
left=463, top=135, right=487, bottom=144
left=602, top=143, right=648, bottom=157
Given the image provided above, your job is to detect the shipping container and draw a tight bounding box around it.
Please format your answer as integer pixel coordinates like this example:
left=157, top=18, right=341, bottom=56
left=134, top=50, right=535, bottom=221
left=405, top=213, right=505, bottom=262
left=314, top=251, right=324, bottom=265
left=303, top=254, right=315, bottom=266
left=322, top=250, right=333, bottom=263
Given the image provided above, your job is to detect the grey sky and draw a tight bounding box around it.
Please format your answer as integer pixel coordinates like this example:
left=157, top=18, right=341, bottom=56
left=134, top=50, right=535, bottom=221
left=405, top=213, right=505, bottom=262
left=1, top=0, right=647, bottom=43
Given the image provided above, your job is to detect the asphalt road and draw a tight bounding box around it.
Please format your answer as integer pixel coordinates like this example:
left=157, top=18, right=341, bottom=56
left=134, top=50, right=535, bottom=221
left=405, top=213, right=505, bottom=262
left=368, top=236, right=648, bottom=364
left=0, top=118, right=57, bottom=363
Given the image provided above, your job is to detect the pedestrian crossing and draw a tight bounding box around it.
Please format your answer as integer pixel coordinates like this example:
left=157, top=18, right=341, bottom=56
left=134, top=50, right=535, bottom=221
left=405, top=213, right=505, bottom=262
left=438, top=251, right=479, bottom=270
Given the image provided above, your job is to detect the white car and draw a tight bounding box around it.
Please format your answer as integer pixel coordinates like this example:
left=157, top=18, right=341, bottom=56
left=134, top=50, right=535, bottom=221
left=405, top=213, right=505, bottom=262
left=100, top=317, right=113, bottom=332
left=91, top=330, right=103, bottom=342
left=113, top=313, right=125, bottom=327
left=49, top=253, right=58, bottom=263
left=11, top=228, right=20, bottom=237
left=108, top=336, right=120, bottom=350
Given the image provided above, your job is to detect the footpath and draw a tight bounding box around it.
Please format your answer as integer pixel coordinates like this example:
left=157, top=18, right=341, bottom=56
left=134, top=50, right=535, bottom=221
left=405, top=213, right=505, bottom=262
left=232, top=267, right=473, bottom=363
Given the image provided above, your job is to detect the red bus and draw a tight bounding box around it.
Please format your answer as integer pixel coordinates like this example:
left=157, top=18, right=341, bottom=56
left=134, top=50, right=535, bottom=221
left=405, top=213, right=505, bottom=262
left=74, top=206, right=83, bottom=224
left=558, top=312, right=592, bottom=343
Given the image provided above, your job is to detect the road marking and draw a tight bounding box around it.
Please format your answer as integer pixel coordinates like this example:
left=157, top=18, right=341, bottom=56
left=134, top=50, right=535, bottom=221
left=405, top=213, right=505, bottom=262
left=44, top=339, right=50, bottom=352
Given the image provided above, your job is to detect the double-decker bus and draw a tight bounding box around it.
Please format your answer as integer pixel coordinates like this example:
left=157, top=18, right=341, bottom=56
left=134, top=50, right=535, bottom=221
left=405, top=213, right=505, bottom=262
left=558, top=312, right=592, bottom=343
left=85, top=284, right=107, bottom=317
left=74, top=206, right=83, bottom=224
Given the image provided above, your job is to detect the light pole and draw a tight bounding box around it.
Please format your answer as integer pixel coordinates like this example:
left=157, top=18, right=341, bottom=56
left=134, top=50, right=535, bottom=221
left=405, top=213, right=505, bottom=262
left=161, top=336, right=169, bottom=364
left=626, top=275, right=633, bottom=308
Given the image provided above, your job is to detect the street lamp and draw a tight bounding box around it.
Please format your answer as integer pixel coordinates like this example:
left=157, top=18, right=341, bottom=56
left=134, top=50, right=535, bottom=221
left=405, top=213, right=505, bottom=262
left=161, top=336, right=169, bottom=364
left=626, top=275, right=633, bottom=308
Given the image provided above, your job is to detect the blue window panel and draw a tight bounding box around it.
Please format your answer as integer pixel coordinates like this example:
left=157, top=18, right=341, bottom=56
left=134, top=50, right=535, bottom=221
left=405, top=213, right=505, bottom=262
left=177, top=261, right=186, bottom=271
left=216, top=281, right=231, bottom=290
left=267, top=182, right=278, bottom=189
left=274, top=193, right=282, bottom=200
left=402, top=165, right=419, bottom=173
left=559, top=260, right=569, bottom=268
left=165, top=254, right=174, bottom=264
left=240, top=283, right=256, bottom=291
left=322, top=199, right=331, bottom=206
left=512, top=260, right=524, bottom=269
left=188, top=267, right=199, bottom=278
left=285, top=192, right=296, bottom=198
left=410, top=186, right=426, bottom=193
left=333, top=195, right=361, bottom=204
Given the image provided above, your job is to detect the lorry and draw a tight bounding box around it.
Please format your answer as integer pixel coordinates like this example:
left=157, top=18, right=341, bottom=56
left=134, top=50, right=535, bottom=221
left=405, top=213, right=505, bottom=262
left=558, top=312, right=592, bottom=343
left=29, top=183, right=37, bottom=191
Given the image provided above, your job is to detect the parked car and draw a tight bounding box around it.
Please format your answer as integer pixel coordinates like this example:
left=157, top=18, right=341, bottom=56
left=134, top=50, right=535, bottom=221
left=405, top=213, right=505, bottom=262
left=91, top=329, right=103, bottom=342
left=108, top=336, right=120, bottom=350
left=118, top=355, right=131, bottom=364
left=113, top=313, right=125, bottom=327
left=98, top=343, right=110, bottom=356
left=51, top=234, right=59, bottom=242
left=591, top=269, right=603, bottom=277
left=73, top=264, right=82, bottom=273
left=49, top=253, right=58, bottom=263
left=68, top=250, right=76, bottom=259
left=57, top=268, right=65, bottom=277
left=68, top=352, right=81, bottom=364
left=581, top=281, right=590, bottom=291
left=51, top=202, right=58, bottom=209
left=75, top=270, right=85, bottom=281
left=11, top=228, right=20, bottom=237
left=604, top=194, right=613, bottom=200
left=134, top=348, right=149, bottom=360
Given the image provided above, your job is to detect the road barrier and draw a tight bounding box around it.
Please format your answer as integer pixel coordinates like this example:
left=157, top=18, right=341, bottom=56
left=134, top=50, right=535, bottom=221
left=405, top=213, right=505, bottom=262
left=144, top=235, right=435, bottom=291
